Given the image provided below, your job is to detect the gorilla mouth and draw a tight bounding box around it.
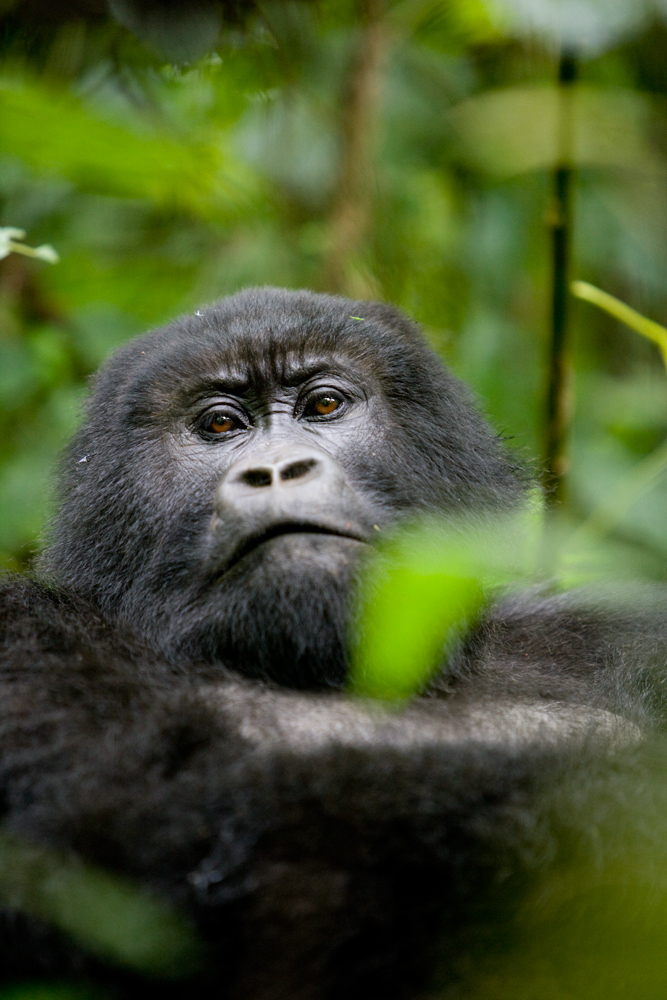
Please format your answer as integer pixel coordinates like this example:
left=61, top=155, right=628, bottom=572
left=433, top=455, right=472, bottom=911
left=225, top=522, right=368, bottom=573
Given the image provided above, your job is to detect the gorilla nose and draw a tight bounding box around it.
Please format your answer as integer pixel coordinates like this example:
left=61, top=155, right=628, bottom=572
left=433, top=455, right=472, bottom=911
left=217, top=448, right=337, bottom=510
left=236, top=456, right=319, bottom=490
left=213, top=446, right=372, bottom=570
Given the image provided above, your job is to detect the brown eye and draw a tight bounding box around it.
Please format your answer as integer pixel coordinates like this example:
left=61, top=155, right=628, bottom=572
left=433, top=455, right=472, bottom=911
left=201, top=411, right=241, bottom=436
left=313, top=395, right=341, bottom=416
left=210, top=416, right=235, bottom=433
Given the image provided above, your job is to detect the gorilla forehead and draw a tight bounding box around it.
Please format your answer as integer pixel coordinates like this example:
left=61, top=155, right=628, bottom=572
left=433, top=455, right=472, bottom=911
left=92, top=287, right=441, bottom=424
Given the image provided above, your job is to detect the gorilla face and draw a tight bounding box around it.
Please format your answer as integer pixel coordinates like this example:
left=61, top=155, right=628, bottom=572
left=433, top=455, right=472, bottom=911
left=162, top=351, right=389, bottom=688
left=43, top=288, right=523, bottom=688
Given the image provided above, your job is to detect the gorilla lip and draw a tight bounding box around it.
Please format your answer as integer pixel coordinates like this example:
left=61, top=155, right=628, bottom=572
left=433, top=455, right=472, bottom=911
left=221, top=521, right=368, bottom=573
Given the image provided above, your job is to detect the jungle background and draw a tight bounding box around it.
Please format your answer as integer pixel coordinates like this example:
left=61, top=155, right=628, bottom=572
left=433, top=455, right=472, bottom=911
left=3, top=2, right=667, bottom=997
left=3, top=0, right=667, bottom=575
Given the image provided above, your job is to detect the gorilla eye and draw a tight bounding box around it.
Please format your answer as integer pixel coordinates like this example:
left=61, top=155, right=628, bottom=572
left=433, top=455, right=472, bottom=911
left=304, top=393, right=345, bottom=418
left=198, top=409, right=244, bottom=437
left=210, top=416, right=235, bottom=433
left=315, top=396, right=339, bottom=415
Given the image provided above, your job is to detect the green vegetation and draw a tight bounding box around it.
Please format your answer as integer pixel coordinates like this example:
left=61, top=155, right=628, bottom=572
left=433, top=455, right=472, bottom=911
left=0, top=832, right=201, bottom=977
left=2, top=0, right=667, bottom=581
left=350, top=513, right=533, bottom=699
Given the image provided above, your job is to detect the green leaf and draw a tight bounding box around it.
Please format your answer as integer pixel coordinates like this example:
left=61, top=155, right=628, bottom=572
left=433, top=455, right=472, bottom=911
left=0, top=76, right=263, bottom=221
left=0, top=833, right=202, bottom=977
left=350, top=514, right=535, bottom=701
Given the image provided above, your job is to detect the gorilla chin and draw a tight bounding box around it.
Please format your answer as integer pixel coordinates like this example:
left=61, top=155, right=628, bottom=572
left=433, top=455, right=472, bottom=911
left=180, top=531, right=368, bottom=689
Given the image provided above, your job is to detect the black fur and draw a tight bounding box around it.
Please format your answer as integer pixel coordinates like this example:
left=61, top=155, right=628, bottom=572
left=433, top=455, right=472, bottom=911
left=0, top=288, right=666, bottom=999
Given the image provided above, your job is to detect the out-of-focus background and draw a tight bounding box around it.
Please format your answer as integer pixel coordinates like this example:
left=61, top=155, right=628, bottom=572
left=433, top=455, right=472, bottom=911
left=2, top=0, right=667, bottom=572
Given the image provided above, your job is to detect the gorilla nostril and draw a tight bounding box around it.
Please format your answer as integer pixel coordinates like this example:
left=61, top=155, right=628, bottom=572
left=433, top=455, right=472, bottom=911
left=240, top=468, right=273, bottom=488
left=281, top=459, right=318, bottom=482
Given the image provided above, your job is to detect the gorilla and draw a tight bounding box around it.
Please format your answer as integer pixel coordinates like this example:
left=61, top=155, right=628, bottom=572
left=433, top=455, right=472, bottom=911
left=0, top=287, right=666, bottom=1000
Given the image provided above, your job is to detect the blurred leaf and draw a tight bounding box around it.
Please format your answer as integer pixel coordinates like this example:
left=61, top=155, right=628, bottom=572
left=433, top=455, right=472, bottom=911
left=350, top=514, right=536, bottom=700
left=237, top=90, right=338, bottom=206
left=564, top=283, right=667, bottom=560
left=71, top=305, right=143, bottom=368
left=0, top=341, right=38, bottom=411
left=442, top=800, right=667, bottom=999
left=390, top=0, right=506, bottom=46
left=451, top=85, right=661, bottom=176
left=0, top=386, right=89, bottom=556
left=351, top=506, right=667, bottom=699
left=108, top=0, right=224, bottom=62
left=493, top=0, right=652, bottom=54
left=0, top=833, right=202, bottom=977
left=28, top=327, right=73, bottom=389
left=0, top=75, right=263, bottom=221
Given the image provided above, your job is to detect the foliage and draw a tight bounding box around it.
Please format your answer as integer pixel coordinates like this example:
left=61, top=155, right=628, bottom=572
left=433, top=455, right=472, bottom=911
left=0, top=832, right=201, bottom=978
left=350, top=512, right=533, bottom=699
left=573, top=280, right=667, bottom=367
left=2, top=0, right=667, bottom=575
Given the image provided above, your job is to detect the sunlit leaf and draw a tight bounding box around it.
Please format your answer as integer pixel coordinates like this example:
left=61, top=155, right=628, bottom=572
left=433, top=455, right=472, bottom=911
left=351, top=506, right=665, bottom=701
left=390, top=0, right=507, bottom=45
left=350, top=514, right=536, bottom=701
left=451, top=85, right=660, bottom=176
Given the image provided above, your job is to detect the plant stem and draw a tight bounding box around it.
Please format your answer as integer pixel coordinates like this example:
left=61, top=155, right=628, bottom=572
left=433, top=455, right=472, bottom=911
left=572, top=280, right=667, bottom=368
left=543, top=52, right=577, bottom=506
left=567, top=281, right=667, bottom=547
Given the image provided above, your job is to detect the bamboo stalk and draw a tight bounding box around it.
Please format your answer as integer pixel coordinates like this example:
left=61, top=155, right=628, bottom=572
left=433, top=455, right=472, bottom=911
left=543, top=53, right=577, bottom=506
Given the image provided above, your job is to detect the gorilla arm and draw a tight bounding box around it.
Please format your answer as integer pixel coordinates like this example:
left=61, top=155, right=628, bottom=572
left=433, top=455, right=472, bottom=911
left=0, top=575, right=658, bottom=998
